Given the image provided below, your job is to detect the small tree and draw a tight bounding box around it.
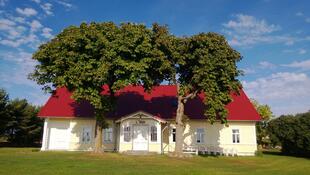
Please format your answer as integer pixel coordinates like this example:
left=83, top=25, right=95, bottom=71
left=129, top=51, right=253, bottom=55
left=30, top=22, right=172, bottom=153
left=251, top=99, right=273, bottom=148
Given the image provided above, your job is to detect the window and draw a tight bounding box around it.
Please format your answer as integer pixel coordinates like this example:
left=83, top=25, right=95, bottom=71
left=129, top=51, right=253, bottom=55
left=124, top=126, right=131, bottom=142
left=232, top=129, right=240, bottom=143
left=103, top=128, right=113, bottom=143
left=82, top=127, right=91, bottom=144
left=150, top=126, right=157, bottom=142
left=172, top=128, right=176, bottom=142
left=196, top=128, right=205, bottom=143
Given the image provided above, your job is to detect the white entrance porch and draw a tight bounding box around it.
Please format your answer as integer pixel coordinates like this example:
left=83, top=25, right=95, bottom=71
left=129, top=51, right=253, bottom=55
left=116, top=111, right=166, bottom=153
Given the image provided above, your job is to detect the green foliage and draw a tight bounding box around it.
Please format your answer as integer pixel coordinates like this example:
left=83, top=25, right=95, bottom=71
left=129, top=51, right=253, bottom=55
left=30, top=22, right=173, bottom=119
left=267, top=112, right=310, bottom=157
left=0, top=88, right=42, bottom=146
left=0, top=88, right=9, bottom=135
left=176, top=33, right=242, bottom=123
left=252, top=99, right=273, bottom=121
left=251, top=99, right=273, bottom=147
left=5, top=99, right=42, bottom=146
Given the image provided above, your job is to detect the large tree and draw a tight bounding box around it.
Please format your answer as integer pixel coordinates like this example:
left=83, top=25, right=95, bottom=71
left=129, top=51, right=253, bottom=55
left=0, top=88, right=9, bottom=136
left=30, top=22, right=171, bottom=152
left=169, top=33, right=242, bottom=155
left=6, top=99, right=42, bottom=146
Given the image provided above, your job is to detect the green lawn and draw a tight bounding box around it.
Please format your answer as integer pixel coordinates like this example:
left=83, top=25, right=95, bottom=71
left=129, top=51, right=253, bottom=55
left=0, top=148, right=309, bottom=175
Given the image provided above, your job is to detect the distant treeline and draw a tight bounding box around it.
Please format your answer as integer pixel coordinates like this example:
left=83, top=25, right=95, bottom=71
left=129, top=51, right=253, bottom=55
left=0, top=88, right=42, bottom=147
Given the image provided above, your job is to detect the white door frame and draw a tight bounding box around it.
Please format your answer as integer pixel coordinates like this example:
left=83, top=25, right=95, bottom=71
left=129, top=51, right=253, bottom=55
left=132, top=124, right=149, bottom=151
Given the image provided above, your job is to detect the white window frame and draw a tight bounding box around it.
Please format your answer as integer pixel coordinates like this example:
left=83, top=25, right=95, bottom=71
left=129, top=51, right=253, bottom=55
left=123, top=126, right=131, bottom=142
left=172, top=128, right=176, bottom=143
left=150, top=126, right=157, bottom=142
left=103, top=127, right=113, bottom=143
left=232, top=129, right=240, bottom=143
left=196, top=128, right=205, bottom=144
left=81, top=127, right=92, bottom=144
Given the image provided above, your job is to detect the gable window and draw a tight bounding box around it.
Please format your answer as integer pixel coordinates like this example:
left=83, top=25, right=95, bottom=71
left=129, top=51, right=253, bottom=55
left=232, top=129, right=240, bottom=143
left=103, top=128, right=113, bottom=143
left=172, top=128, right=176, bottom=142
left=196, top=128, right=205, bottom=143
left=82, top=127, right=91, bottom=144
left=124, top=126, right=131, bottom=142
left=150, top=126, right=157, bottom=142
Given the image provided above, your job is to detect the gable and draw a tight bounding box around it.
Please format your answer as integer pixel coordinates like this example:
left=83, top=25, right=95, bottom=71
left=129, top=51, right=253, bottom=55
left=38, top=85, right=261, bottom=121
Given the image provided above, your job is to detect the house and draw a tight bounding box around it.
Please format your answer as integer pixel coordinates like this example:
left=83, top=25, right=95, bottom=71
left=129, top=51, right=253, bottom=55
left=38, top=85, right=260, bottom=156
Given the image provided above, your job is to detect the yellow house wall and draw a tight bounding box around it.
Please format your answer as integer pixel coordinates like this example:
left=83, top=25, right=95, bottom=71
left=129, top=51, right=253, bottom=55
left=46, top=118, right=115, bottom=151
left=44, top=118, right=257, bottom=155
left=164, top=120, right=257, bottom=155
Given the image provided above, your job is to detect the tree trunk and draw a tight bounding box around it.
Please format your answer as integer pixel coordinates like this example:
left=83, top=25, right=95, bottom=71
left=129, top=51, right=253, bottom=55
left=175, top=95, right=185, bottom=154
left=94, top=120, right=103, bottom=153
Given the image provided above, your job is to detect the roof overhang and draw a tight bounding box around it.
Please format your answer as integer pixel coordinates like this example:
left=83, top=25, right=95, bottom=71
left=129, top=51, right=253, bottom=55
left=115, top=111, right=166, bottom=123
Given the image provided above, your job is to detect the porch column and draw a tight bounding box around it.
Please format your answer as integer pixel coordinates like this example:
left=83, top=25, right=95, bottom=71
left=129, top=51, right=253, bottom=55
left=41, top=118, right=49, bottom=151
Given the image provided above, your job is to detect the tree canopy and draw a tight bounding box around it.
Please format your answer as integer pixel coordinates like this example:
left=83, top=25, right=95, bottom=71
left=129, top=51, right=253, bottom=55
left=251, top=99, right=273, bottom=147
left=176, top=33, right=242, bottom=123
left=268, top=112, right=310, bottom=157
left=0, top=88, right=42, bottom=146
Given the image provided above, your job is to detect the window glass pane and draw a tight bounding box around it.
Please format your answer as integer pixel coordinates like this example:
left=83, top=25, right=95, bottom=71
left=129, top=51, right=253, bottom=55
left=196, top=128, right=204, bottom=143
left=124, top=126, right=131, bottom=142
left=151, top=126, right=157, bottom=142
left=232, top=129, right=240, bottom=143
left=172, top=128, right=176, bottom=142
left=82, top=127, right=91, bottom=144
left=103, top=128, right=113, bottom=143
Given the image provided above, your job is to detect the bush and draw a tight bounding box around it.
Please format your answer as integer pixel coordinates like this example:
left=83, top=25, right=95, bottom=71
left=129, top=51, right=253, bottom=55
left=267, top=112, right=310, bottom=157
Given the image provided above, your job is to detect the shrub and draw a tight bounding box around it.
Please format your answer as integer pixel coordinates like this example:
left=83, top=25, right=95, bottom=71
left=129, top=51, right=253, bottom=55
left=267, top=112, right=310, bottom=157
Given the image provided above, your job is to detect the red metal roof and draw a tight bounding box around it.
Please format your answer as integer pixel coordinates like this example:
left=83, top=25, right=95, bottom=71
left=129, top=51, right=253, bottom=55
left=38, top=85, right=261, bottom=121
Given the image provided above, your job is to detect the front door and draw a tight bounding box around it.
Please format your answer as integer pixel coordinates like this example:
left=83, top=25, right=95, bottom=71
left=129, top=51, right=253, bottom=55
left=133, top=125, right=148, bottom=151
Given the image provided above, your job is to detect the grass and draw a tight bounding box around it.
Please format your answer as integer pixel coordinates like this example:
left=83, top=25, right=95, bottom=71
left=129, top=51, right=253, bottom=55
left=0, top=148, right=309, bottom=175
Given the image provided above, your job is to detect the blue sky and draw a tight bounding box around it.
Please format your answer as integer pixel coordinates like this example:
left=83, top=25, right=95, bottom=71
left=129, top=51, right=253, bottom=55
left=0, top=0, right=309, bottom=116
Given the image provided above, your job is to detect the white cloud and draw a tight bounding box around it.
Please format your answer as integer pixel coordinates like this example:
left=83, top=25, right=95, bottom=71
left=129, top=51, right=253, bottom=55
left=259, top=61, right=275, bottom=69
left=0, top=18, right=26, bottom=40
left=306, top=18, right=310, bottom=23
left=223, top=14, right=283, bottom=46
left=30, top=20, right=43, bottom=32
left=223, top=14, right=280, bottom=35
left=243, top=72, right=310, bottom=116
left=223, top=14, right=310, bottom=47
left=55, top=0, right=73, bottom=9
left=282, top=59, right=310, bottom=70
left=298, top=49, right=307, bottom=54
left=31, top=0, right=41, bottom=4
left=241, top=68, right=255, bottom=75
left=41, top=3, right=53, bottom=15
left=41, top=27, right=53, bottom=39
left=0, top=0, right=8, bottom=6
left=296, top=12, right=304, bottom=16
left=16, top=7, right=38, bottom=17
